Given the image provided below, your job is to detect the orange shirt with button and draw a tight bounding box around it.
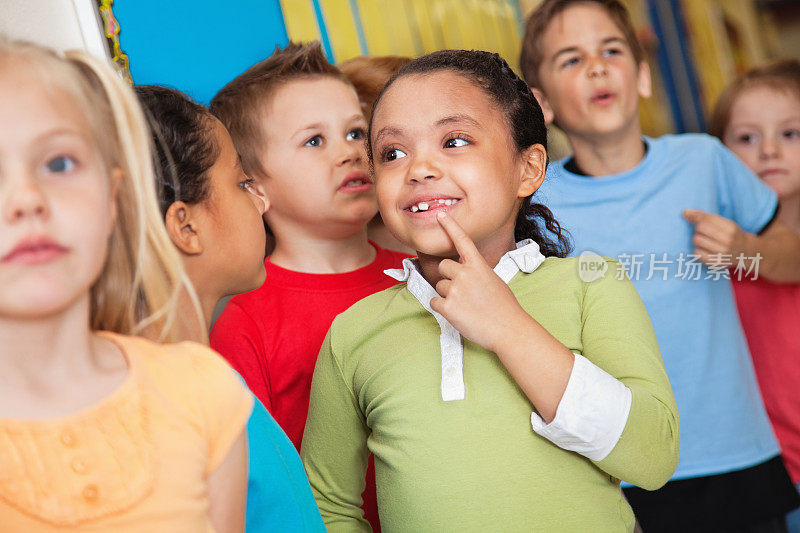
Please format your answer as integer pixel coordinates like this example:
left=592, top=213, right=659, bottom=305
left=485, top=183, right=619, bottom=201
left=0, top=333, right=253, bottom=532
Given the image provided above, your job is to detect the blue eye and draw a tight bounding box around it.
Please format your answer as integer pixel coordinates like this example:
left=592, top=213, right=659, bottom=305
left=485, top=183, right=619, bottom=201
left=305, top=135, right=323, bottom=147
left=602, top=48, right=622, bottom=57
left=783, top=129, right=800, bottom=140
left=383, top=148, right=407, bottom=162
left=46, top=155, right=76, bottom=173
left=239, top=177, right=257, bottom=192
left=445, top=137, right=469, bottom=148
left=562, top=57, right=579, bottom=68
left=347, top=128, right=365, bottom=141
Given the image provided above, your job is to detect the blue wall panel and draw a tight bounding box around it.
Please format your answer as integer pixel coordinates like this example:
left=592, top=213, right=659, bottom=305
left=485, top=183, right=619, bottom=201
left=115, top=0, right=289, bottom=104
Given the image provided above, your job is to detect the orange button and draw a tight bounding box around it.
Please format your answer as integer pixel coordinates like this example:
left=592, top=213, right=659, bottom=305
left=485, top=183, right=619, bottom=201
left=71, top=459, right=87, bottom=474
left=82, top=484, right=99, bottom=502
left=60, top=430, right=76, bottom=447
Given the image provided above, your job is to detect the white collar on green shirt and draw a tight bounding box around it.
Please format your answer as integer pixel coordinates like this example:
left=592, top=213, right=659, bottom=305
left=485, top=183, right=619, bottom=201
left=384, top=239, right=546, bottom=401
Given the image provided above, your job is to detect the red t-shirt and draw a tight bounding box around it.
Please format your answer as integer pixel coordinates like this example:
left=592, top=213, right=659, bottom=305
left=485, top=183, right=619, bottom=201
left=733, top=276, right=800, bottom=483
left=210, top=243, right=410, bottom=529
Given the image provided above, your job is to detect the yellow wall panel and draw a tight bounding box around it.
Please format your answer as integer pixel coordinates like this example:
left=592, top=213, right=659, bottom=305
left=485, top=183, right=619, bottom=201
left=355, top=0, right=393, bottom=55
left=387, top=0, right=421, bottom=56
left=458, top=1, right=488, bottom=51
left=476, top=1, right=504, bottom=56
left=324, top=0, right=526, bottom=63
left=433, top=0, right=464, bottom=49
left=361, top=0, right=417, bottom=57
left=497, top=1, right=522, bottom=69
left=279, top=0, right=321, bottom=43
left=410, top=0, right=444, bottom=53
left=319, top=0, right=363, bottom=61
left=394, top=0, right=423, bottom=56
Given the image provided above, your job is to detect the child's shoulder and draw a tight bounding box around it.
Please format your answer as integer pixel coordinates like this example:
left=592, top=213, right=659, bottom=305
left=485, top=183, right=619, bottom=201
left=329, top=283, right=409, bottom=336
left=536, top=253, right=616, bottom=276
left=521, top=255, right=628, bottom=294
left=340, top=282, right=407, bottom=318
left=99, top=332, right=247, bottom=404
left=650, top=132, right=726, bottom=156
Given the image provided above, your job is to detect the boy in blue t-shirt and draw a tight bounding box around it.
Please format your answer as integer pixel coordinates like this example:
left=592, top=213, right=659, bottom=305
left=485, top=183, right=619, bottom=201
left=521, top=1, right=800, bottom=531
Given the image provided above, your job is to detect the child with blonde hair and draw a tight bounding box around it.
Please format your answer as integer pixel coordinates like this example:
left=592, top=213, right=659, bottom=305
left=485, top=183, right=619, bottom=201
left=712, top=59, right=800, bottom=532
left=0, top=40, right=251, bottom=531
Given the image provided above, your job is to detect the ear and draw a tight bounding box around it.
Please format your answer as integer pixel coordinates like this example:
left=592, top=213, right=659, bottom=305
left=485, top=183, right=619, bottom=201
left=517, top=144, right=547, bottom=198
left=165, top=201, right=203, bottom=255
left=636, top=61, right=652, bottom=99
left=531, top=87, right=555, bottom=125
left=108, top=167, right=124, bottom=231
left=250, top=179, right=270, bottom=215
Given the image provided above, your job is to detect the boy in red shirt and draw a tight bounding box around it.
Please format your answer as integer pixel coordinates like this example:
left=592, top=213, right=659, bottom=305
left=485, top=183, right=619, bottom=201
left=209, top=42, right=409, bottom=530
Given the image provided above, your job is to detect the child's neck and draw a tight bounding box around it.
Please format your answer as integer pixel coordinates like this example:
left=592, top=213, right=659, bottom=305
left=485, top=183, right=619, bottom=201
left=269, top=227, right=376, bottom=274
left=566, top=125, right=646, bottom=177
left=175, top=288, right=210, bottom=345
left=779, top=196, right=800, bottom=236
left=0, top=298, right=92, bottom=380
left=0, top=298, right=127, bottom=418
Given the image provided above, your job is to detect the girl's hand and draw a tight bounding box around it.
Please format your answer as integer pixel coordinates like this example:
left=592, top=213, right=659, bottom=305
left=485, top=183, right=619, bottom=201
left=430, top=212, right=531, bottom=353
left=683, top=209, right=749, bottom=266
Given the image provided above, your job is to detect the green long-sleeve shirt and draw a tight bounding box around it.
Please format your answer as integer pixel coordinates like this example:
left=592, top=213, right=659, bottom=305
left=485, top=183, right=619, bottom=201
left=301, top=256, right=679, bottom=532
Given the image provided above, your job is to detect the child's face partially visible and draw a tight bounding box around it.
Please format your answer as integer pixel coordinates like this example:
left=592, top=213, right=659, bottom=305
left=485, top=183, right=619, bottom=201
left=535, top=2, right=650, bottom=139
left=0, top=65, right=117, bottom=319
left=370, top=71, right=533, bottom=257
left=257, top=78, right=376, bottom=237
left=193, top=119, right=267, bottom=294
left=723, top=86, right=800, bottom=200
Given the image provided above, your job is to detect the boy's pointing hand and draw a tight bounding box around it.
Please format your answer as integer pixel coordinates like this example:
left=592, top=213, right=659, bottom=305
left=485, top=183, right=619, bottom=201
left=683, top=209, right=749, bottom=267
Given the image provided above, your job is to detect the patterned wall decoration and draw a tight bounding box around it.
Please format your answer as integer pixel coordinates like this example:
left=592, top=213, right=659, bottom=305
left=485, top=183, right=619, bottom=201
left=97, top=0, right=132, bottom=84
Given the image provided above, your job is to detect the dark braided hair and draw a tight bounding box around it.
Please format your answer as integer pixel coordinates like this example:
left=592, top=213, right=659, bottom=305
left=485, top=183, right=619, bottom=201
left=368, top=49, right=571, bottom=257
left=134, top=85, right=219, bottom=217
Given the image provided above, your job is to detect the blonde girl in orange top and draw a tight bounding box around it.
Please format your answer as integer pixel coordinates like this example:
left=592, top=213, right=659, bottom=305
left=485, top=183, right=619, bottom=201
left=0, top=39, right=251, bottom=532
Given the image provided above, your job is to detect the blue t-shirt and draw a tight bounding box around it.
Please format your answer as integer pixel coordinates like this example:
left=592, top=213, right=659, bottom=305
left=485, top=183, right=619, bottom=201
left=246, top=396, right=325, bottom=531
left=538, top=134, right=780, bottom=481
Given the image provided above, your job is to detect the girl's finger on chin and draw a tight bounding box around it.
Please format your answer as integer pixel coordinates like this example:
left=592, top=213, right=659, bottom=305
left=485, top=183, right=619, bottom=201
left=436, top=211, right=479, bottom=261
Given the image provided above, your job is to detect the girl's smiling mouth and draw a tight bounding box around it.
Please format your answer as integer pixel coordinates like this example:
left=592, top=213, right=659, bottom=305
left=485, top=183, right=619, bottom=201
left=404, top=196, right=462, bottom=216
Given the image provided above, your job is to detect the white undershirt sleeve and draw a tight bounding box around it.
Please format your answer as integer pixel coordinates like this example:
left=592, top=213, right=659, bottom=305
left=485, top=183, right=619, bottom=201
left=530, top=353, right=632, bottom=461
